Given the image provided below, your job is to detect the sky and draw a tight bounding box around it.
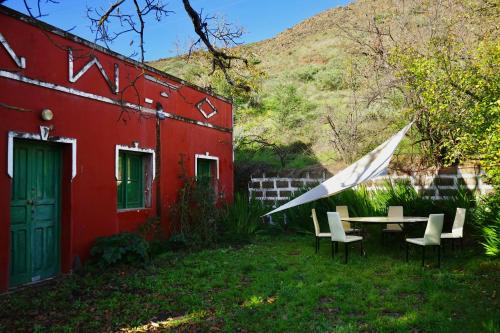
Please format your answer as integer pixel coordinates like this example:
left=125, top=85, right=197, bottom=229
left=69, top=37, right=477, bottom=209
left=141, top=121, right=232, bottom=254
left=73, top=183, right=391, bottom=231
left=3, top=0, right=351, bottom=61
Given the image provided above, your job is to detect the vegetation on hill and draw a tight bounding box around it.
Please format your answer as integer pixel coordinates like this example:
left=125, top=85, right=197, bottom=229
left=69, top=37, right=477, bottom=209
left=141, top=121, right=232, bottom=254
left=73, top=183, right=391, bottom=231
left=149, top=0, right=499, bottom=185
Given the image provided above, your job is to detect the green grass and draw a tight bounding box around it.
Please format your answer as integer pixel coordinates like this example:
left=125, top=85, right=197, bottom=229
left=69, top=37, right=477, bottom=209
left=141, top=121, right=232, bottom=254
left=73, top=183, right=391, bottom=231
left=1, top=235, right=499, bottom=332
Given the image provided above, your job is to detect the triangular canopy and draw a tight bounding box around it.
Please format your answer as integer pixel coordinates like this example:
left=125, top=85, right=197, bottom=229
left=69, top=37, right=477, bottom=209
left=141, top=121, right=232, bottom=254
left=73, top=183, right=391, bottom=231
left=265, top=122, right=413, bottom=216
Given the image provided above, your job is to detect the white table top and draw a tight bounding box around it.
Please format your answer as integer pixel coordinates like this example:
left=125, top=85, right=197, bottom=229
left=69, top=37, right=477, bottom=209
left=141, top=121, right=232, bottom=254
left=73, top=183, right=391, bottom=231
left=339, top=216, right=429, bottom=224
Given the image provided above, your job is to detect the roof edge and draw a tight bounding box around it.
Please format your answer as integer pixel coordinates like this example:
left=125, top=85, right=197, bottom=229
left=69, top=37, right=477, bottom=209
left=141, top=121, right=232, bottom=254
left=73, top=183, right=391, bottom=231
left=0, top=5, right=232, bottom=104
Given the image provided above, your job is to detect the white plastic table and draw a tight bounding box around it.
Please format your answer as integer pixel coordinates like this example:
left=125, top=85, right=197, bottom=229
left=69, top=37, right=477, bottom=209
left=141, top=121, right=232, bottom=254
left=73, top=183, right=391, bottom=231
left=341, top=216, right=429, bottom=224
left=340, top=216, right=429, bottom=238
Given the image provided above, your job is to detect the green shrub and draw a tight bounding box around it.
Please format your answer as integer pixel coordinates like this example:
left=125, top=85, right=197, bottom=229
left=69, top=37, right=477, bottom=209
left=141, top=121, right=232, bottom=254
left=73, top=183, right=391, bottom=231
left=473, top=192, right=500, bottom=257
left=169, top=156, right=222, bottom=249
left=90, top=232, right=149, bottom=267
left=264, top=84, right=315, bottom=127
left=292, top=65, right=320, bottom=82
left=315, top=64, right=346, bottom=91
left=148, top=234, right=188, bottom=256
left=165, top=233, right=188, bottom=251
left=219, top=193, right=268, bottom=242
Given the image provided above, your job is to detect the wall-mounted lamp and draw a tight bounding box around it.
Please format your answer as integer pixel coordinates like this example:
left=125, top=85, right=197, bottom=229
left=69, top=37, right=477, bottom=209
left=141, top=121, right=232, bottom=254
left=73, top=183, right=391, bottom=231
left=41, top=109, right=54, bottom=121
left=156, top=102, right=167, bottom=120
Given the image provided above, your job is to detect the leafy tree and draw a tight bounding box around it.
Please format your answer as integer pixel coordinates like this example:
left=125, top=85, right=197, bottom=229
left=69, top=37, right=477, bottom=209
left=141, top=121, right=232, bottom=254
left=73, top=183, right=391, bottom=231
left=336, top=0, right=499, bottom=185
left=391, top=36, right=500, bottom=186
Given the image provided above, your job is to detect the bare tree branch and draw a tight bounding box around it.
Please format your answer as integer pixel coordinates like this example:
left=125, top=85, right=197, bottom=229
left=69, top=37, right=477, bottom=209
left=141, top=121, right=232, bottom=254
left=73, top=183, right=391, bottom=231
left=19, top=0, right=59, bottom=18
left=182, top=0, right=251, bottom=92
left=87, top=0, right=172, bottom=63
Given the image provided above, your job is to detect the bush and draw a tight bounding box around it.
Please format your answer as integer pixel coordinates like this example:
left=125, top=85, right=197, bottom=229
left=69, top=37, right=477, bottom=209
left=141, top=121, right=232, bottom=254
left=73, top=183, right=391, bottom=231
left=315, top=64, right=346, bottom=91
left=90, top=232, right=149, bottom=267
left=265, top=84, right=315, bottom=127
left=169, top=156, right=223, bottom=249
left=164, top=233, right=188, bottom=251
left=219, top=193, right=268, bottom=242
left=292, top=65, right=320, bottom=82
left=473, top=192, right=500, bottom=257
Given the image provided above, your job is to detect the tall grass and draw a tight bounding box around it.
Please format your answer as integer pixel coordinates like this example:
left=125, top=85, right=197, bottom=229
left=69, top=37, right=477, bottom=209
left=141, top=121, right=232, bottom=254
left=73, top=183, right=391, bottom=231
left=218, top=193, right=269, bottom=243
left=275, top=181, right=476, bottom=236
left=473, top=192, right=500, bottom=257
left=168, top=178, right=495, bottom=257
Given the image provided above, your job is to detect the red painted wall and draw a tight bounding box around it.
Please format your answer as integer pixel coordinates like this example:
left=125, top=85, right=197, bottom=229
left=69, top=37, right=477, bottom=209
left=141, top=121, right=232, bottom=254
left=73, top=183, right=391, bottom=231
left=0, top=7, right=233, bottom=291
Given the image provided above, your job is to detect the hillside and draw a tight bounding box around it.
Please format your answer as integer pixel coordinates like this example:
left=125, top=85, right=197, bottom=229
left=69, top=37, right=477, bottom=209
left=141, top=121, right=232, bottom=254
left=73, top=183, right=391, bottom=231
left=149, top=4, right=360, bottom=171
left=149, top=0, right=495, bottom=174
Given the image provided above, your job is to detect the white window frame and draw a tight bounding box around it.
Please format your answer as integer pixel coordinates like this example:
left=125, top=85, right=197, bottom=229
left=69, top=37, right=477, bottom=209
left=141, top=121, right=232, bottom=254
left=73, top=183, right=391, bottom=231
left=7, top=130, right=77, bottom=180
left=115, top=144, right=155, bottom=180
left=115, top=144, right=155, bottom=210
left=195, top=153, right=219, bottom=180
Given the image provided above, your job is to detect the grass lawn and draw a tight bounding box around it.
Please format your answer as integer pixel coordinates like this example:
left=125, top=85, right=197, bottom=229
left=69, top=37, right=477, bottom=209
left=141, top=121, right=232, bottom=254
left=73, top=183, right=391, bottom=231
left=1, top=235, right=499, bottom=332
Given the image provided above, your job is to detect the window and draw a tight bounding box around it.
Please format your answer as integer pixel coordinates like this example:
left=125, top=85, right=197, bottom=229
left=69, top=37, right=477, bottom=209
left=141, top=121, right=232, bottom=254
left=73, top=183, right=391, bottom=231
left=117, top=151, right=144, bottom=209
left=116, top=145, right=155, bottom=210
left=195, top=154, right=219, bottom=191
left=196, top=158, right=213, bottom=182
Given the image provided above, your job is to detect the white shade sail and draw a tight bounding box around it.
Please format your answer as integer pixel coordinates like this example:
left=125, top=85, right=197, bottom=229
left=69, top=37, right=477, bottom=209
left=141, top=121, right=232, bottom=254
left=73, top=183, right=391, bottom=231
left=265, top=122, right=413, bottom=216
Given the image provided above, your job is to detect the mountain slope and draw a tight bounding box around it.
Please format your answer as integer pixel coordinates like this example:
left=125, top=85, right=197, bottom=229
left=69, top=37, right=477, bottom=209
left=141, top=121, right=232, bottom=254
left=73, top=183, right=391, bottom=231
left=147, top=1, right=433, bottom=171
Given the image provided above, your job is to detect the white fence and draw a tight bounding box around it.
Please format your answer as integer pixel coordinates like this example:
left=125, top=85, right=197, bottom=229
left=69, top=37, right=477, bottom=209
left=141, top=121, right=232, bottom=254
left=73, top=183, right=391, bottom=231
left=248, top=166, right=492, bottom=202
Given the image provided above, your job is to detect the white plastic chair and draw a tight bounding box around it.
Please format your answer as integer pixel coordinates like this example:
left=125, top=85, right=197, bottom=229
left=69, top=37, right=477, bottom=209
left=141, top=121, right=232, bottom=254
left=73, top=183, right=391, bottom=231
left=336, top=206, right=360, bottom=234
left=441, top=208, right=466, bottom=250
left=327, top=212, right=364, bottom=263
left=406, top=214, right=444, bottom=267
left=312, top=209, right=331, bottom=254
left=382, top=206, right=404, bottom=244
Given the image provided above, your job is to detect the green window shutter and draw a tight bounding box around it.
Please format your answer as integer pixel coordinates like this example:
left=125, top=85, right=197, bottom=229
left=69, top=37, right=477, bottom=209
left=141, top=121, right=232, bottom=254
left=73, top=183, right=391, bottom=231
left=126, top=154, right=143, bottom=208
left=197, top=159, right=212, bottom=183
left=117, top=151, right=144, bottom=209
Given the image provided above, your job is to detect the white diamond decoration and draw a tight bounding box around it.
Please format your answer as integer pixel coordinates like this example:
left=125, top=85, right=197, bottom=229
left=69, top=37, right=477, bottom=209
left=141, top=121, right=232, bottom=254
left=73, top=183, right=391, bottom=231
left=196, top=97, right=218, bottom=119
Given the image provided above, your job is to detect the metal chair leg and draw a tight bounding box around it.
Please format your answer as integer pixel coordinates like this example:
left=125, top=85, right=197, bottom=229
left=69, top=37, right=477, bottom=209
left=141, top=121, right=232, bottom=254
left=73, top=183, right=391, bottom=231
left=452, top=238, right=455, bottom=251
left=360, top=240, right=364, bottom=256
left=315, top=237, right=319, bottom=253
left=406, top=242, right=409, bottom=262
left=331, top=241, right=334, bottom=259
left=345, top=243, right=348, bottom=264
left=460, top=238, right=464, bottom=251
left=422, top=246, right=425, bottom=267
left=438, top=245, right=441, bottom=268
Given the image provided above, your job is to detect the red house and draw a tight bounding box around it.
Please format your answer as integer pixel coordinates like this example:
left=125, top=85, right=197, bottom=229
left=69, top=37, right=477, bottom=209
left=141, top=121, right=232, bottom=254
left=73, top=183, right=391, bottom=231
left=0, top=6, right=233, bottom=291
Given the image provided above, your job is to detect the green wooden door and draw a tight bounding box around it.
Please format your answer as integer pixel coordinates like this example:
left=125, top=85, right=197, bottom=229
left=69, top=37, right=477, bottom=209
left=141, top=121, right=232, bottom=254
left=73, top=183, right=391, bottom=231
left=10, top=141, right=61, bottom=287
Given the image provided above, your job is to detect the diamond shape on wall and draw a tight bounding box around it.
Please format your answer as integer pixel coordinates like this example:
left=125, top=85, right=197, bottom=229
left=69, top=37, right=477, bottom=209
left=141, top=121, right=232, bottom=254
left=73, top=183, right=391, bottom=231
left=196, top=97, right=218, bottom=119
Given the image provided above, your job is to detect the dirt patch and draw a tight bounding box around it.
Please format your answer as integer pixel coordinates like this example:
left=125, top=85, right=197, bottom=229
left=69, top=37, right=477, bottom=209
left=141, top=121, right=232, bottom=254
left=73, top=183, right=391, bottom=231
left=316, top=306, right=341, bottom=315
left=382, top=309, right=403, bottom=318
left=399, top=291, right=425, bottom=303
left=151, top=311, right=185, bottom=322
left=347, top=310, right=365, bottom=318
left=318, top=296, right=336, bottom=304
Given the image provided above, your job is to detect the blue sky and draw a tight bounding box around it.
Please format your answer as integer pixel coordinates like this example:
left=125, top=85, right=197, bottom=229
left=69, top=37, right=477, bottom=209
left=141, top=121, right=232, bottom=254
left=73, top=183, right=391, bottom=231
left=3, top=0, right=351, bottom=61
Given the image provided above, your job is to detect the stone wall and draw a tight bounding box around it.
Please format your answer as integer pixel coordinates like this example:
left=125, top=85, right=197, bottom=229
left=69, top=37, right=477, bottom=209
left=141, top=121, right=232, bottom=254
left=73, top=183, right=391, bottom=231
left=248, top=166, right=493, bottom=202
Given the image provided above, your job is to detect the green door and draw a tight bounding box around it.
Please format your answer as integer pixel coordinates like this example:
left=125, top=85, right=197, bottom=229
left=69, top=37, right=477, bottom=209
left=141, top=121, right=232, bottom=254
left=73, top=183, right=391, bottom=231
left=10, top=140, right=61, bottom=287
